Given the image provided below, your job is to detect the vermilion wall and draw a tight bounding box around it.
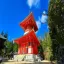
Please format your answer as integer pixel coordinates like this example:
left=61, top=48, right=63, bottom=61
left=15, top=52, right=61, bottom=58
left=18, top=45, right=38, bottom=55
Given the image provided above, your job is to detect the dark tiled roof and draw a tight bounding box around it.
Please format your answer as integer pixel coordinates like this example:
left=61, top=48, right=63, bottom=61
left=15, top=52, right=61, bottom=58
left=0, top=34, right=6, bottom=40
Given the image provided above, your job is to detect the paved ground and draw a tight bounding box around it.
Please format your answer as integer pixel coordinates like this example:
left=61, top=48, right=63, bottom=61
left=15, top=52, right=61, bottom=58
left=1, top=60, right=55, bottom=64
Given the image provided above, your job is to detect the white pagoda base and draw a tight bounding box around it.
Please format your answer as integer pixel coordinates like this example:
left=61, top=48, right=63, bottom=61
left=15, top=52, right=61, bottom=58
left=13, top=54, right=41, bottom=62
left=25, top=54, right=36, bottom=62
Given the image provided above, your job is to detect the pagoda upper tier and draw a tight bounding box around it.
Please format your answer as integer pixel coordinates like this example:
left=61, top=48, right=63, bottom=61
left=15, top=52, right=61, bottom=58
left=20, top=12, right=38, bottom=32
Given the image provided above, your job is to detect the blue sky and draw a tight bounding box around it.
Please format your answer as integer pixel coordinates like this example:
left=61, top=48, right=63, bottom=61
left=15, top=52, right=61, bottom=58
left=0, top=0, right=49, bottom=41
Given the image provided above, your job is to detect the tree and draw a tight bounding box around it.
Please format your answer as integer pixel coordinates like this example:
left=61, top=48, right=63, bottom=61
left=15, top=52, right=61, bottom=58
left=0, top=31, right=7, bottom=56
left=13, top=43, right=18, bottom=53
left=0, top=31, right=13, bottom=57
left=48, top=0, right=64, bottom=61
left=41, top=33, right=53, bottom=60
left=1, top=31, right=4, bottom=36
left=4, top=41, right=13, bottom=53
left=0, top=31, right=18, bottom=58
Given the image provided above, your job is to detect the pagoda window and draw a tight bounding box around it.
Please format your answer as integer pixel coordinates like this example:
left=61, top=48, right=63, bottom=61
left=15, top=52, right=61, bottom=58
left=28, top=42, right=31, bottom=46
left=28, top=42, right=33, bottom=46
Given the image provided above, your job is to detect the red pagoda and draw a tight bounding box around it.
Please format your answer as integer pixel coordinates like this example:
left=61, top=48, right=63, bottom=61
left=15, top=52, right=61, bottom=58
left=14, top=12, right=40, bottom=55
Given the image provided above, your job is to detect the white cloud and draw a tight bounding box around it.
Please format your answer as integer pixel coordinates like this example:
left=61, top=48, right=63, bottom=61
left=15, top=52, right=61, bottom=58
left=27, top=0, right=40, bottom=9
left=36, top=21, right=41, bottom=29
left=36, top=11, right=48, bottom=29
left=36, top=12, right=48, bottom=33
left=27, top=0, right=34, bottom=8
left=36, top=18, right=41, bottom=34
left=40, top=14, right=48, bottom=23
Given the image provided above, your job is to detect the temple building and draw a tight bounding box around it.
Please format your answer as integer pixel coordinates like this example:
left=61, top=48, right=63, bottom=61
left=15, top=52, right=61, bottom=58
left=14, top=12, right=41, bottom=61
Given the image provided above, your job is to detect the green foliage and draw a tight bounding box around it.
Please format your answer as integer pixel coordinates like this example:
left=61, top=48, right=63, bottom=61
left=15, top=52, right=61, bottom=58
left=48, top=0, right=64, bottom=60
left=41, top=33, right=53, bottom=60
left=38, top=44, right=43, bottom=54
left=13, top=43, right=18, bottom=52
left=0, top=31, right=7, bottom=56
left=0, top=31, right=18, bottom=57
left=38, top=44, right=44, bottom=59
left=48, top=0, right=64, bottom=44
left=4, top=41, right=13, bottom=53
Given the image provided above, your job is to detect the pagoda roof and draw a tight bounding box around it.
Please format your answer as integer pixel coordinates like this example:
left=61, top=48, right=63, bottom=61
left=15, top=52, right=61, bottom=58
left=0, top=34, right=6, bottom=40
left=20, top=12, right=38, bottom=32
left=14, top=30, right=40, bottom=47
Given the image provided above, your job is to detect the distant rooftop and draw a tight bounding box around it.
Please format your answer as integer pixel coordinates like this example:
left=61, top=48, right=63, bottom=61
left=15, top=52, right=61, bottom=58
left=0, top=34, right=7, bottom=40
